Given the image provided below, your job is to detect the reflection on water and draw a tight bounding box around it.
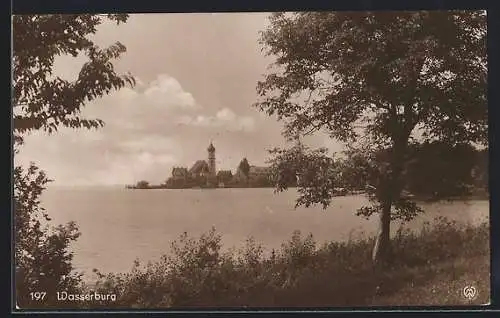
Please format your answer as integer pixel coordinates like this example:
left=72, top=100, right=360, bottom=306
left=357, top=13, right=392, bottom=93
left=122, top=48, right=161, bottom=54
left=41, top=186, right=489, bottom=275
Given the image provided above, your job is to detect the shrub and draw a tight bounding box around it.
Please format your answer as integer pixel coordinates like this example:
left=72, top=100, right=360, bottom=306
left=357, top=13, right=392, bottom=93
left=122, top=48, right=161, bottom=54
left=14, top=163, right=83, bottom=308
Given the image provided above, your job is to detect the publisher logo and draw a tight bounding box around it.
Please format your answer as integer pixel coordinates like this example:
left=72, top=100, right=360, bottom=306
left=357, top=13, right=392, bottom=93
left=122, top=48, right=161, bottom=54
left=463, top=285, right=477, bottom=301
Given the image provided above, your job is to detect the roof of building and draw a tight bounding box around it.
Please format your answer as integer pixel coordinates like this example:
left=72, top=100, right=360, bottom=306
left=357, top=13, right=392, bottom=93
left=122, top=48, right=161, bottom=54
left=189, top=160, right=209, bottom=174
left=172, top=167, right=188, bottom=176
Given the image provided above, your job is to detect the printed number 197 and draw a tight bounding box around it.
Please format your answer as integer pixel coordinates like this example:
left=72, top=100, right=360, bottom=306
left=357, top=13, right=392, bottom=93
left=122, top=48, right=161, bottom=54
left=30, top=292, right=46, bottom=301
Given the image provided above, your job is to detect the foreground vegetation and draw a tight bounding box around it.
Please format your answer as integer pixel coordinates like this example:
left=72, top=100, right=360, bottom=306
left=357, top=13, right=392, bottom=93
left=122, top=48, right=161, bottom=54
left=68, top=217, right=488, bottom=309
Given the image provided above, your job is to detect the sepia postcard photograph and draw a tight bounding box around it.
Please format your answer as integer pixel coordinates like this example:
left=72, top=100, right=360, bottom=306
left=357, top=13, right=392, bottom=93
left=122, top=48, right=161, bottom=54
left=13, top=11, right=489, bottom=310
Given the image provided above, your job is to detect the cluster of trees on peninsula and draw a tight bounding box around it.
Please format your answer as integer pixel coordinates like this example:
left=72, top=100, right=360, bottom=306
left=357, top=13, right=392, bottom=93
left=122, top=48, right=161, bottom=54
left=334, top=141, right=488, bottom=200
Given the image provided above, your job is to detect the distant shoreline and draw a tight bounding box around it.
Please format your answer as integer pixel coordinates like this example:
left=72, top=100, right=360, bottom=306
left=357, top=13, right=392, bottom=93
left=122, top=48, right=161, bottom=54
left=125, top=185, right=289, bottom=190
left=124, top=185, right=489, bottom=201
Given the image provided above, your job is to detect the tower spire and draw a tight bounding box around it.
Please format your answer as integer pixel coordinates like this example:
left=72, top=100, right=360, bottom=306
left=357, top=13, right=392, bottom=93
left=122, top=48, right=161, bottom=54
left=207, top=141, right=216, bottom=177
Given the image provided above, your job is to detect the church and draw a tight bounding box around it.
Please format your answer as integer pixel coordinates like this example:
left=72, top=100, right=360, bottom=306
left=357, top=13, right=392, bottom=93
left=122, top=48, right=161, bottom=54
left=170, top=142, right=217, bottom=184
left=168, top=141, right=272, bottom=188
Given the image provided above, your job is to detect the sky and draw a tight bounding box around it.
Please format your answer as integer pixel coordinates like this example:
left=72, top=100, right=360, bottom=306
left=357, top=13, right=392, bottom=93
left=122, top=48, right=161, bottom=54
left=14, top=13, right=343, bottom=186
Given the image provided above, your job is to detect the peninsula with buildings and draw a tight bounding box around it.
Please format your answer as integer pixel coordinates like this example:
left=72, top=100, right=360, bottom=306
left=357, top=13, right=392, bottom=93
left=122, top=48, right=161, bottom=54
left=126, top=142, right=276, bottom=189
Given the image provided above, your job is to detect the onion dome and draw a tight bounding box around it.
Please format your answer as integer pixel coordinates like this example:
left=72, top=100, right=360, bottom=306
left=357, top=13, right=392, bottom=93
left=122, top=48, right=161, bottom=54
left=207, top=142, right=215, bottom=152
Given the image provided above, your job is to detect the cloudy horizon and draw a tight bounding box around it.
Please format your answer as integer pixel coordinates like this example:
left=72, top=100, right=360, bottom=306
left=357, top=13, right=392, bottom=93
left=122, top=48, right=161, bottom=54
left=14, top=13, right=343, bottom=186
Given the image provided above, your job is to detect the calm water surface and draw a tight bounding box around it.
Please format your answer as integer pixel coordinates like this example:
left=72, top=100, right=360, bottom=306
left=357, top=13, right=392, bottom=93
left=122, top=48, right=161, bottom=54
left=41, top=186, right=489, bottom=276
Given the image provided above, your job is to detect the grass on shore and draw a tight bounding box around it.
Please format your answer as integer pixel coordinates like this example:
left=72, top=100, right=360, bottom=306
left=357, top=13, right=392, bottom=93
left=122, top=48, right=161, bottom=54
left=74, top=216, right=489, bottom=308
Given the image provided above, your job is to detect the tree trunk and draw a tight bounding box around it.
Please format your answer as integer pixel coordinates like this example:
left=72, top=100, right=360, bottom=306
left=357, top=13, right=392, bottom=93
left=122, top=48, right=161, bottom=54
left=371, top=106, right=415, bottom=265
left=372, top=200, right=392, bottom=264
left=371, top=129, right=409, bottom=265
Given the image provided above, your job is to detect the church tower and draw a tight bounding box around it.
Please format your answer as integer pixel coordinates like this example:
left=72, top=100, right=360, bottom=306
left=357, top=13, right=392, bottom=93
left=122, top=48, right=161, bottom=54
left=207, top=142, right=216, bottom=177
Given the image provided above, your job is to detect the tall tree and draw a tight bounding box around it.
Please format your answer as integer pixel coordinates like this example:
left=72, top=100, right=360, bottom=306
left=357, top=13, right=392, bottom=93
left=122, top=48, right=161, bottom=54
left=238, top=158, right=251, bottom=179
left=255, top=11, right=486, bottom=263
left=13, top=14, right=135, bottom=307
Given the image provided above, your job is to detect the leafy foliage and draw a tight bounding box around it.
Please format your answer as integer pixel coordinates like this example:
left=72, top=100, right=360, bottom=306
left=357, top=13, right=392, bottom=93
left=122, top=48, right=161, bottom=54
left=14, top=163, right=83, bottom=308
left=356, top=199, right=424, bottom=224
left=267, top=142, right=339, bottom=208
left=12, top=14, right=136, bottom=144
left=336, top=142, right=486, bottom=200
left=405, top=141, right=479, bottom=199
left=256, top=11, right=486, bottom=146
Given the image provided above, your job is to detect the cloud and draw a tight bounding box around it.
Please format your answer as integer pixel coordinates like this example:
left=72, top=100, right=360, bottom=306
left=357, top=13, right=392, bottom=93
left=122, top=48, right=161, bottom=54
left=15, top=74, right=257, bottom=186
left=176, top=107, right=256, bottom=132
left=143, top=74, right=198, bottom=110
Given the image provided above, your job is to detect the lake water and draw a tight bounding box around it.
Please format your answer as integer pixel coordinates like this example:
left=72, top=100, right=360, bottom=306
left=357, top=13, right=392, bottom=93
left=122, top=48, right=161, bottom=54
left=41, top=186, right=489, bottom=277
